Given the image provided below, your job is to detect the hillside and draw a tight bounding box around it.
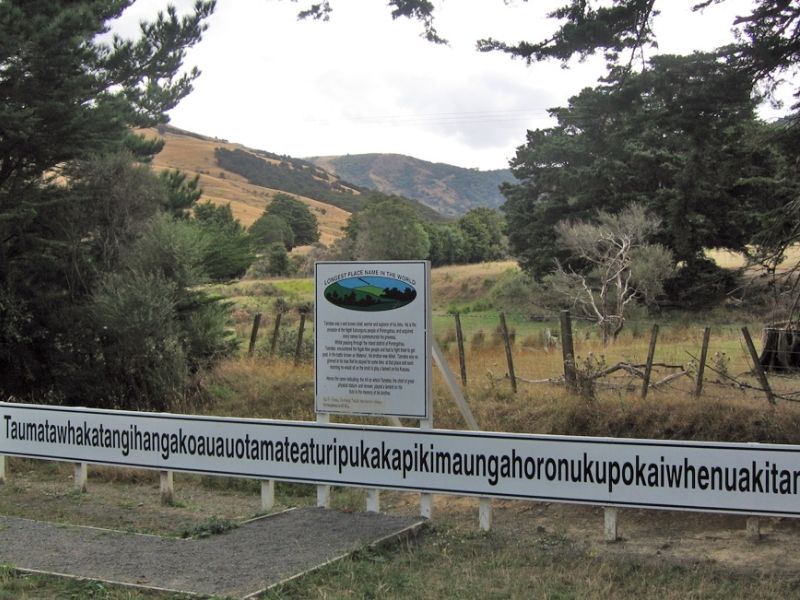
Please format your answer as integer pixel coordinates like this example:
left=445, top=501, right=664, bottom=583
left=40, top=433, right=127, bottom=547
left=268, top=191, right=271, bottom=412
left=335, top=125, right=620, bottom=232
left=141, top=127, right=446, bottom=250
left=141, top=126, right=351, bottom=246
left=307, top=153, right=515, bottom=217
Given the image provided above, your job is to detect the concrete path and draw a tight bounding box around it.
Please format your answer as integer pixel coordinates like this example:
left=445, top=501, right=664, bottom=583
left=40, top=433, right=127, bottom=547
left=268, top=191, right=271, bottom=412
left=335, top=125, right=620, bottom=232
left=0, top=508, right=425, bottom=598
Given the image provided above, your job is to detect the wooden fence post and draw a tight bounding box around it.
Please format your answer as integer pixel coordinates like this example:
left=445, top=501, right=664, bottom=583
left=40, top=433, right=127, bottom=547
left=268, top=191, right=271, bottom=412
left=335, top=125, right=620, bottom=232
left=695, top=327, right=711, bottom=398
left=560, top=310, right=577, bottom=390
left=270, top=312, right=283, bottom=356
left=742, top=327, right=776, bottom=405
left=261, top=480, right=275, bottom=512
left=294, top=312, right=307, bottom=366
left=74, top=462, right=87, bottom=493
left=160, top=470, right=174, bottom=505
left=746, top=516, right=761, bottom=540
left=454, top=313, right=467, bottom=387
left=248, top=313, right=262, bottom=356
left=641, top=325, right=659, bottom=399
left=604, top=507, right=619, bottom=542
left=499, top=312, right=517, bottom=393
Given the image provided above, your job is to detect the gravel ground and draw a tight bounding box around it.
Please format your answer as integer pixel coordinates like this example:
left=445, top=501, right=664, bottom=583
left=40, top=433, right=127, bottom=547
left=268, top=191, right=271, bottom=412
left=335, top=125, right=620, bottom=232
left=0, top=508, right=425, bottom=598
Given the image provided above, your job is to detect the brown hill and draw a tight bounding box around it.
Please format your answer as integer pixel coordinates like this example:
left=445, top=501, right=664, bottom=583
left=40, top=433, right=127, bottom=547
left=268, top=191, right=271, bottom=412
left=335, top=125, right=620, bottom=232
left=139, top=127, right=351, bottom=247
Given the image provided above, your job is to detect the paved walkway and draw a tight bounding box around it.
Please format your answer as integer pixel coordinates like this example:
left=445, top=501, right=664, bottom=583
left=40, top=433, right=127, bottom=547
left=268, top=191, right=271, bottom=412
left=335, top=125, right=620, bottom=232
left=0, top=508, right=425, bottom=598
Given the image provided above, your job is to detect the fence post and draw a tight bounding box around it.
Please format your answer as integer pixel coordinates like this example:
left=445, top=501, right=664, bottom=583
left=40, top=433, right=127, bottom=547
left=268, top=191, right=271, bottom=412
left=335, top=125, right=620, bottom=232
left=248, top=313, right=262, bottom=356
left=270, top=312, right=283, bottom=356
left=499, top=312, right=517, bottom=393
left=741, top=327, right=776, bottom=405
left=0, top=455, right=5, bottom=484
left=294, top=312, right=307, bottom=367
left=641, top=325, right=659, bottom=399
left=560, top=310, right=577, bottom=390
left=74, top=463, right=87, bottom=493
left=160, top=470, right=174, bottom=505
left=454, top=313, right=467, bottom=387
left=695, top=327, right=711, bottom=398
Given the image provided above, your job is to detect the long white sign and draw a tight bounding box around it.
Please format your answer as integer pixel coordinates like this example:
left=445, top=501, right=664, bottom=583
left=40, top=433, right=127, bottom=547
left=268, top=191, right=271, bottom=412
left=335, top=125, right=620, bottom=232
left=314, top=261, right=431, bottom=418
left=2, top=402, right=800, bottom=517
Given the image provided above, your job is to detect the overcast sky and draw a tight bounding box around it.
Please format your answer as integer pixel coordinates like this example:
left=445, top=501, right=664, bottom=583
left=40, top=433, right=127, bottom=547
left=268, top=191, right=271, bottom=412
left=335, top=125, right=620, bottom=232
left=114, top=1, right=795, bottom=170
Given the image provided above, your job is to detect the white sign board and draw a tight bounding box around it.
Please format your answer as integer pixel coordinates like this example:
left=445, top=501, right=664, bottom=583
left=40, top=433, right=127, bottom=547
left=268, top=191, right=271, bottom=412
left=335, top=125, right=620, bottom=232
left=314, top=261, right=431, bottom=419
left=3, top=402, right=800, bottom=517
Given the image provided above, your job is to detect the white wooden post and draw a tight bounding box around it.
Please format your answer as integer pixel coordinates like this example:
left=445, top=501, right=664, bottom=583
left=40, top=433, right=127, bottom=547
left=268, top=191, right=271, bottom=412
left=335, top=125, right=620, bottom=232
left=420, top=417, right=433, bottom=518
left=159, top=470, right=174, bottom=505
left=74, top=462, right=87, bottom=493
left=261, top=480, right=275, bottom=512
left=746, top=516, right=760, bottom=540
left=316, top=413, right=331, bottom=508
left=479, top=498, right=492, bottom=531
left=604, top=507, right=618, bottom=542
left=0, top=455, right=5, bottom=484
left=366, top=489, right=381, bottom=513
left=364, top=416, right=403, bottom=512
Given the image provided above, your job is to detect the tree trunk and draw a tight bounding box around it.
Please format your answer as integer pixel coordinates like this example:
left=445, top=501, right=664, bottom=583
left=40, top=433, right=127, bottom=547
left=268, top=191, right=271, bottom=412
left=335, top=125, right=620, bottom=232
left=759, top=326, right=800, bottom=372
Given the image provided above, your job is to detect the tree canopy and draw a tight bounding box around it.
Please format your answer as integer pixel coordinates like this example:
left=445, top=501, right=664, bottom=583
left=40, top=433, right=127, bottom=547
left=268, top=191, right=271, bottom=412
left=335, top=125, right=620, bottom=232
left=0, top=1, right=223, bottom=408
left=264, top=193, right=320, bottom=246
left=501, top=52, right=782, bottom=278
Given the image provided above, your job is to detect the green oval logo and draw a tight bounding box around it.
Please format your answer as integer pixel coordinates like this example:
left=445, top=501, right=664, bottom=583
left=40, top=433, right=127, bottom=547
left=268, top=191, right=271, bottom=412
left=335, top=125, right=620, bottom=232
left=324, top=276, right=417, bottom=311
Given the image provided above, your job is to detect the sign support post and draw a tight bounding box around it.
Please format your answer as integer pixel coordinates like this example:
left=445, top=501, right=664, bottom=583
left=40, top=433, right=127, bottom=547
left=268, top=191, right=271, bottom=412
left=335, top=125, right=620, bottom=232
left=316, top=413, right=331, bottom=509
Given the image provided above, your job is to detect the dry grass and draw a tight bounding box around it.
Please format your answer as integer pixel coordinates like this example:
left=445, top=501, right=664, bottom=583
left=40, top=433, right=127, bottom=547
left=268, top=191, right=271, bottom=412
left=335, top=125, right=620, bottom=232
left=430, top=260, right=518, bottom=308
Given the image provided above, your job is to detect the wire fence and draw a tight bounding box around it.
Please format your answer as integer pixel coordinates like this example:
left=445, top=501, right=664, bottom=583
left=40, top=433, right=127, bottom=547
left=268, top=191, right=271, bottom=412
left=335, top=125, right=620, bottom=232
left=243, top=306, right=800, bottom=404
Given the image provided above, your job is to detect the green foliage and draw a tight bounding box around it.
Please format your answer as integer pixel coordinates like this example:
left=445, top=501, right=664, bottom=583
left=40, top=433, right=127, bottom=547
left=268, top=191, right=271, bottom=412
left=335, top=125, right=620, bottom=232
left=266, top=242, right=291, bottom=276
left=90, top=271, right=188, bottom=411
left=502, top=53, right=771, bottom=279
left=0, top=2, right=218, bottom=407
left=426, top=223, right=468, bottom=266
left=457, top=207, right=507, bottom=263
left=158, top=168, right=202, bottom=217
left=249, top=213, right=295, bottom=250
left=265, top=193, right=319, bottom=246
left=193, top=202, right=254, bottom=281
left=346, top=199, right=431, bottom=260
left=179, top=516, right=239, bottom=539
left=125, top=212, right=207, bottom=289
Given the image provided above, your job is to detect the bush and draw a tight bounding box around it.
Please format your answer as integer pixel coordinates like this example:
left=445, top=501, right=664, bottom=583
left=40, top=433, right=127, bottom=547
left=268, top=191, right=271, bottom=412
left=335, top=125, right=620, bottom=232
left=89, top=271, right=187, bottom=411
left=663, top=258, right=740, bottom=310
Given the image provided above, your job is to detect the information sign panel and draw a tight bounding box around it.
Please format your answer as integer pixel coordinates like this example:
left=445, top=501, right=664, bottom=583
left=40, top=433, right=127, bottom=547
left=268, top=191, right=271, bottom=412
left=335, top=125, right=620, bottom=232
left=314, top=261, right=431, bottom=418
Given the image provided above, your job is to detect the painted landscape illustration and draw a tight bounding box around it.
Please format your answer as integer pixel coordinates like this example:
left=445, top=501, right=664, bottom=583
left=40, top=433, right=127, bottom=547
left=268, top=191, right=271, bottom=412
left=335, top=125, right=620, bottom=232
left=324, top=276, right=417, bottom=311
